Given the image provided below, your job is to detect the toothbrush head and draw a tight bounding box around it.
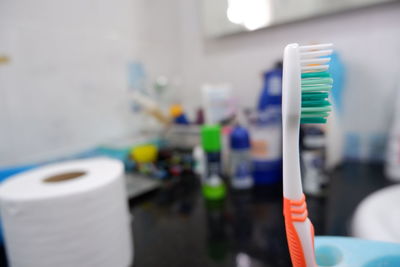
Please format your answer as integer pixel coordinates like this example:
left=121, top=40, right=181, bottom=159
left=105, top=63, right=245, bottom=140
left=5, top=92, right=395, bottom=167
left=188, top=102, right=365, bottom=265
left=299, top=44, right=333, bottom=124
left=282, top=43, right=333, bottom=126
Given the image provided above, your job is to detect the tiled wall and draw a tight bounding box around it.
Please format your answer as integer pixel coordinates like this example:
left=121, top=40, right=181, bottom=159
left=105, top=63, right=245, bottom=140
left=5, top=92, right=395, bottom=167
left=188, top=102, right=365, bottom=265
left=0, top=0, right=182, bottom=165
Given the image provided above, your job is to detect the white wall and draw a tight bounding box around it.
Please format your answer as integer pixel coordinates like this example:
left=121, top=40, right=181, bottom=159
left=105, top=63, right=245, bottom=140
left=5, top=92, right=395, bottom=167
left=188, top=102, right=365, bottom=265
left=178, top=0, right=400, bottom=160
left=1, top=0, right=399, bottom=165
left=0, top=0, right=181, bottom=166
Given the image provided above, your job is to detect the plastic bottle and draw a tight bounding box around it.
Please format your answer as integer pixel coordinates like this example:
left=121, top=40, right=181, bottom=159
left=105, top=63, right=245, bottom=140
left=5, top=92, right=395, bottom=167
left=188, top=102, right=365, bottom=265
left=201, top=125, right=226, bottom=200
left=249, top=109, right=282, bottom=185
left=193, top=145, right=206, bottom=180
left=201, top=84, right=234, bottom=125
left=301, top=125, right=328, bottom=196
left=257, top=62, right=282, bottom=111
left=230, top=125, right=253, bottom=189
left=249, top=63, right=283, bottom=185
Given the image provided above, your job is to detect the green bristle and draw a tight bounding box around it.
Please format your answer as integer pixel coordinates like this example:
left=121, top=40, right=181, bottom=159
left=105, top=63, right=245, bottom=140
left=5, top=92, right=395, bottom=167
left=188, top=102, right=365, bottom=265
left=302, top=106, right=331, bottom=113
left=301, top=71, right=331, bottom=79
left=300, top=69, right=332, bottom=124
left=301, top=112, right=330, bottom=118
left=301, top=78, right=333, bottom=86
left=301, top=117, right=327, bottom=124
left=302, top=100, right=331, bottom=108
left=302, top=92, right=329, bottom=101
left=301, top=84, right=332, bottom=92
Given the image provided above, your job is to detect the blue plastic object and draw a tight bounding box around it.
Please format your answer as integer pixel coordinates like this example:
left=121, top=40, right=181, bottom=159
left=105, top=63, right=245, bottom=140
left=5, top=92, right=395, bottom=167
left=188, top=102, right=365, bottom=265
left=315, top=236, right=400, bottom=267
left=252, top=159, right=282, bottom=184
left=257, top=62, right=282, bottom=111
left=230, top=126, right=250, bottom=150
left=329, top=52, right=345, bottom=115
left=175, top=114, right=190, bottom=125
left=0, top=165, right=37, bottom=182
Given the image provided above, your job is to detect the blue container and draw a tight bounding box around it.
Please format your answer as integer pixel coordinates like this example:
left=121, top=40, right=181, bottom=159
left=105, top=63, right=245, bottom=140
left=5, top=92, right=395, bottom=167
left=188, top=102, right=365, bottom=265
left=315, top=236, right=400, bottom=267
left=252, top=159, right=282, bottom=184
left=248, top=109, right=282, bottom=185
left=251, top=63, right=283, bottom=185
left=257, top=62, right=282, bottom=111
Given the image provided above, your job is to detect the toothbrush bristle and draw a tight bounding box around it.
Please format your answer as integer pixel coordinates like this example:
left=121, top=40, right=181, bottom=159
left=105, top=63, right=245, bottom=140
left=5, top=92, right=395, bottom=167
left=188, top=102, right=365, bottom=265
left=299, top=43, right=333, bottom=124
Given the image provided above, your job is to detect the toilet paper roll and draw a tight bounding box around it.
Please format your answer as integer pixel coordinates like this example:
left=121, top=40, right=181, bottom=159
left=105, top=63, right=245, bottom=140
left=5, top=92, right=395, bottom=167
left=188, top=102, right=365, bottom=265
left=0, top=158, right=133, bottom=267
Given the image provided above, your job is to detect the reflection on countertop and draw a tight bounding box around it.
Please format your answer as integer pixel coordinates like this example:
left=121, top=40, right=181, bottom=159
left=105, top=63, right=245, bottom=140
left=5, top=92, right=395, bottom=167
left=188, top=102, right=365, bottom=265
left=130, top=162, right=392, bottom=267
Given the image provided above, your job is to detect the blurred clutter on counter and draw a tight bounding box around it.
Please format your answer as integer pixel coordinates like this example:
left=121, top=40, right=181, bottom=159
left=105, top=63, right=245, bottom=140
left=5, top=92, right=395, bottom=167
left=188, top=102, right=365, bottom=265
left=1, top=0, right=400, bottom=266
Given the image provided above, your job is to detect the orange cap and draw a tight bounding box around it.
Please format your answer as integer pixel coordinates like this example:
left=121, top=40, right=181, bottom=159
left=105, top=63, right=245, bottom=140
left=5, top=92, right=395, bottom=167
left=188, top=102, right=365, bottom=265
left=170, top=104, right=184, bottom=118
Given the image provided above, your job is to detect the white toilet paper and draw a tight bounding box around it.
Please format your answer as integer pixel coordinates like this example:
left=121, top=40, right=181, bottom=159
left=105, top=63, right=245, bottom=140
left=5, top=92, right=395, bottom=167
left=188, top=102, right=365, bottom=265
left=0, top=158, right=133, bottom=267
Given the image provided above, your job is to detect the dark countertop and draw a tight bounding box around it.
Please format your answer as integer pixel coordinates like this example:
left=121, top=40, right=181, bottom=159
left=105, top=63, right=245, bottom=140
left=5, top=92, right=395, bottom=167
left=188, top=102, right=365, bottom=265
left=0, top=162, right=392, bottom=267
left=325, top=163, right=393, bottom=236
left=130, top=162, right=393, bottom=267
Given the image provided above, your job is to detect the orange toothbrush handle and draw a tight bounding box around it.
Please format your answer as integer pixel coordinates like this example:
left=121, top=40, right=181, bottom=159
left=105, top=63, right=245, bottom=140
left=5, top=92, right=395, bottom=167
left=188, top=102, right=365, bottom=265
left=283, top=195, right=315, bottom=267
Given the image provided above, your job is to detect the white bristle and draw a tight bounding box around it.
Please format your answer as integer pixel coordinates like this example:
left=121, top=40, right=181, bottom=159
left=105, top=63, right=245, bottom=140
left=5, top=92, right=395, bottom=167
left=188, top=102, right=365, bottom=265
left=300, top=49, right=333, bottom=59
left=299, top=43, right=333, bottom=51
left=300, top=58, right=331, bottom=66
left=301, top=65, right=329, bottom=71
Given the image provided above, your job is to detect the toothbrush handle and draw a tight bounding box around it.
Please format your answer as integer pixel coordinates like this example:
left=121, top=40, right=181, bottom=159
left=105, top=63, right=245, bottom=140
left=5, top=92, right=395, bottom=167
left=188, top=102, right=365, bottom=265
left=284, top=195, right=316, bottom=267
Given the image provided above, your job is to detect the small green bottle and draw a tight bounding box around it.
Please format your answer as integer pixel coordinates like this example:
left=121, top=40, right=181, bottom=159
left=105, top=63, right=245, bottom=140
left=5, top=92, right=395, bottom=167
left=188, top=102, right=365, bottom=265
left=201, top=125, right=226, bottom=200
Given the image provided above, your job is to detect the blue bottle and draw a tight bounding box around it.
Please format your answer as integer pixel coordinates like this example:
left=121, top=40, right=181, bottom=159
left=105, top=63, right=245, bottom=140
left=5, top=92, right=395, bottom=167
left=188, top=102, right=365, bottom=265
left=251, top=62, right=283, bottom=185
left=257, top=61, right=282, bottom=111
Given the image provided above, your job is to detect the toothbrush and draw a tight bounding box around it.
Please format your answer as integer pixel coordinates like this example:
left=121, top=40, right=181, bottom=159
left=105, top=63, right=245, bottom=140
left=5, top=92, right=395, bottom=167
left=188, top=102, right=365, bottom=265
left=282, top=43, right=333, bottom=267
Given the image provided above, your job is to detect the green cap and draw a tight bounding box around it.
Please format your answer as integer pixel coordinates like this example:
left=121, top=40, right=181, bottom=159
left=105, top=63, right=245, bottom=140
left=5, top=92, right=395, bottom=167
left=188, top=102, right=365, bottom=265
left=201, top=125, right=221, bottom=152
left=202, top=183, right=226, bottom=200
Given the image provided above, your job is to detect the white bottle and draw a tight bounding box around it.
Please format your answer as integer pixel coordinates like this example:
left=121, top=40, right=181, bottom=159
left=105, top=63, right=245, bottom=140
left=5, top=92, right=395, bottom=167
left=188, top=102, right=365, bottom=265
left=193, top=145, right=206, bottom=181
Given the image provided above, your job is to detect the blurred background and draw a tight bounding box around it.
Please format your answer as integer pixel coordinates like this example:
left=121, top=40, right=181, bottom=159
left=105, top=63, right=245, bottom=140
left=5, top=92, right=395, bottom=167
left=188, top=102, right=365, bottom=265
left=0, top=0, right=400, bottom=266
left=0, top=0, right=399, bottom=165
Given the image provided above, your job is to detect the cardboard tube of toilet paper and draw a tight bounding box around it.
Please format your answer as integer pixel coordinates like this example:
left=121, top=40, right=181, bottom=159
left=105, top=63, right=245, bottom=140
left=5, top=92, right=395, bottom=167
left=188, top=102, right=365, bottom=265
left=0, top=158, right=133, bottom=267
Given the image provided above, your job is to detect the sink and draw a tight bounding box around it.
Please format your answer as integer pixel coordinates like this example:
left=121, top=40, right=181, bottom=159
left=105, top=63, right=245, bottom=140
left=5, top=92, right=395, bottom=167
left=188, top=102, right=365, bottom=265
left=352, top=184, right=400, bottom=243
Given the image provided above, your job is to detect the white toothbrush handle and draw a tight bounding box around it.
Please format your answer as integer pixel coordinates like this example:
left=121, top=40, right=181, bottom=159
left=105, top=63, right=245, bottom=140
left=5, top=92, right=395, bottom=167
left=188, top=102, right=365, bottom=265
left=282, top=43, right=316, bottom=267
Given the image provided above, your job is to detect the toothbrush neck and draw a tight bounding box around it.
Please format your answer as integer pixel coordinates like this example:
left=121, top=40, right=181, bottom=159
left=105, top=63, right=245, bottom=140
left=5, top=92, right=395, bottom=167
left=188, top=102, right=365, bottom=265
left=282, top=117, right=303, bottom=200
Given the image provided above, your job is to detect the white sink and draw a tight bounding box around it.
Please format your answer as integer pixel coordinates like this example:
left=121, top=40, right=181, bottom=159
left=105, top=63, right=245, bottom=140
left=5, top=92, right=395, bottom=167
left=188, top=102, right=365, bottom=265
left=352, top=184, right=400, bottom=243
